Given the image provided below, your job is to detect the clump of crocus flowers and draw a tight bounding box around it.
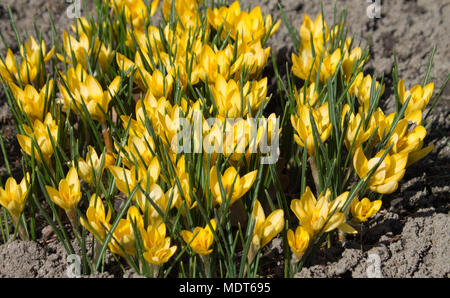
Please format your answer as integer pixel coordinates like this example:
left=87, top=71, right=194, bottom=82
left=0, top=0, right=444, bottom=278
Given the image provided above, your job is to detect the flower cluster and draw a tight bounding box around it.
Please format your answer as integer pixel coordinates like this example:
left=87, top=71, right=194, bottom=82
left=0, top=1, right=442, bottom=278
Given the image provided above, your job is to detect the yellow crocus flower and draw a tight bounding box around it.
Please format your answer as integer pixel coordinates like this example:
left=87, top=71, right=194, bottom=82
left=287, top=226, right=310, bottom=262
left=45, top=167, right=82, bottom=212
left=207, top=1, right=280, bottom=45
left=59, top=66, right=120, bottom=123
left=342, top=104, right=376, bottom=154
left=209, top=166, right=257, bottom=206
left=350, top=197, right=382, bottom=223
left=294, top=82, right=318, bottom=107
left=291, top=102, right=332, bottom=156
left=9, top=80, right=53, bottom=122
left=181, top=219, right=216, bottom=255
left=0, top=37, right=54, bottom=86
left=109, top=206, right=143, bottom=257
left=108, top=162, right=160, bottom=196
left=17, top=113, right=58, bottom=164
left=353, top=147, right=407, bottom=194
left=299, top=14, right=328, bottom=54
left=349, top=73, right=385, bottom=112
left=398, top=79, right=434, bottom=124
left=110, top=0, right=159, bottom=30
left=251, top=200, right=284, bottom=250
left=80, top=194, right=112, bottom=242
left=0, top=173, right=30, bottom=219
left=78, top=146, right=115, bottom=185
left=290, top=187, right=356, bottom=237
left=141, top=223, right=177, bottom=265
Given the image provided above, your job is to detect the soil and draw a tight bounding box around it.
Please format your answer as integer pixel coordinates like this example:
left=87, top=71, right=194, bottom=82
left=0, top=0, right=448, bottom=278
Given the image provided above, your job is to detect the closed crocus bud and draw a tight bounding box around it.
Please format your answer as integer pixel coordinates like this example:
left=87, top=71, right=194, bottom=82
left=287, top=226, right=310, bottom=264
left=351, top=198, right=382, bottom=223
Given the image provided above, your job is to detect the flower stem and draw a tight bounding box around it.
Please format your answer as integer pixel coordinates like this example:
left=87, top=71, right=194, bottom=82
left=101, top=124, right=113, bottom=154
left=12, top=216, right=29, bottom=241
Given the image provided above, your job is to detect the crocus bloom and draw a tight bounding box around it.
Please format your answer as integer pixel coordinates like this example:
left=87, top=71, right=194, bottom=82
left=398, top=79, right=434, bottom=124
left=290, top=187, right=356, bottom=237
left=251, top=200, right=284, bottom=250
left=0, top=173, right=30, bottom=219
left=209, top=166, right=257, bottom=206
left=350, top=198, right=382, bottom=223
left=80, top=194, right=111, bottom=242
left=59, top=65, right=120, bottom=123
left=291, top=102, right=332, bottom=156
left=17, top=113, right=58, bottom=164
left=353, top=147, right=407, bottom=194
left=109, top=206, right=143, bottom=257
left=287, top=226, right=310, bottom=262
left=45, top=167, right=82, bottom=212
left=78, top=146, right=115, bottom=185
left=9, top=80, right=53, bottom=122
left=181, top=219, right=216, bottom=255
left=141, top=223, right=177, bottom=265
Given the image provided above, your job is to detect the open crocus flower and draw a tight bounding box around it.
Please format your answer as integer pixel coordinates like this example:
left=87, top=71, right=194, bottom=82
left=299, top=13, right=328, bottom=54
left=57, top=29, right=113, bottom=71
left=294, top=82, right=318, bottom=107
left=45, top=167, right=82, bottom=227
left=291, top=102, right=332, bottom=156
left=110, top=0, right=159, bottom=30
left=209, top=166, right=258, bottom=206
left=197, top=44, right=243, bottom=83
left=45, top=167, right=82, bottom=211
left=0, top=173, right=30, bottom=219
left=353, top=147, right=408, bottom=194
left=0, top=36, right=54, bottom=86
left=181, top=219, right=216, bottom=255
left=59, top=65, right=121, bottom=123
left=80, top=194, right=111, bottom=242
left=287, top=226, right=310, bottom=263
left=290, top=187, right=356, bottom=237
left=341, top=104, right=376, bottom=154
left=349, top=73, right=385, bottom=112
left=375, top=112, right=434, bottom=166
left=350, top=197, right=382, bottom=223
left=109, top=206, right=143, bottom=257
left=251, top=200, right=284, bottom=250
left=78, top=146, right=115, bottom=185
left=398, top=79, right=434, bottom=124
left=207, top=1, right=280, bottom=45
left=141, top=223, right=177, bottom=266
left=9, top=80, right=53, bottom=122
left=17, top=113, right=58, bottom=164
